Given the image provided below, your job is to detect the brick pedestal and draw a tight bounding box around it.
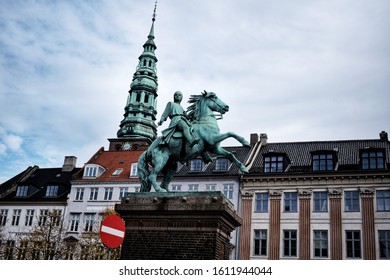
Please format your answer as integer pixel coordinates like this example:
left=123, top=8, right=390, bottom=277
left=115, top=192, right=242, bottom=260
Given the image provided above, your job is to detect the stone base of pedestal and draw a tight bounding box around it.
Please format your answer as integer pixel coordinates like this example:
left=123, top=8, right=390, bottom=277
left=115, top=191, right=242, bottom=260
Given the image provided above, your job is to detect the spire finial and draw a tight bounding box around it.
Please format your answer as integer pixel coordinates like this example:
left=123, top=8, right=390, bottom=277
left=152, top=1, right=157, bottom=22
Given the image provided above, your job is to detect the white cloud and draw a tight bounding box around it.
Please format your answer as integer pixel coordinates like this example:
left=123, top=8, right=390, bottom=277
left=4, top=135, right=23, bottom=152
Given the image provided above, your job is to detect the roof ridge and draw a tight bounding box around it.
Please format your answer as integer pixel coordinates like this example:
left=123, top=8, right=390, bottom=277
left=267, top=138, right=384, bottom=145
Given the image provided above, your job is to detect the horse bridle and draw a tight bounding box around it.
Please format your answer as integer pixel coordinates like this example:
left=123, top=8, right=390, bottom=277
left=209, top=96, right=226, bottom=120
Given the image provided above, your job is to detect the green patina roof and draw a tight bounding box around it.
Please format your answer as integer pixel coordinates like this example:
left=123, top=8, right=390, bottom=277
left=117, top=6, right=159, bottom=142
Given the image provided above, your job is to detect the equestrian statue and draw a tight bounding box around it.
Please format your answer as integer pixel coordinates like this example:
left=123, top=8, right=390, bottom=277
left=137, top=90, right=250, bottom=192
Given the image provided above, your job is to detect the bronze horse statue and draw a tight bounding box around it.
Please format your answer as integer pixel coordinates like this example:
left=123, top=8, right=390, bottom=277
left=137, top=91, right=250, bottom=192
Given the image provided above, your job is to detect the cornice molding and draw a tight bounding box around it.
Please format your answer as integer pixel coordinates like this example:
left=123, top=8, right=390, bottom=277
left=241, top=172, right=390, bottom=188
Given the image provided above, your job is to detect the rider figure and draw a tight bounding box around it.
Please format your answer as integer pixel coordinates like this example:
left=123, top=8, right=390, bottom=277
left=158, top=91, right=199, bottom=147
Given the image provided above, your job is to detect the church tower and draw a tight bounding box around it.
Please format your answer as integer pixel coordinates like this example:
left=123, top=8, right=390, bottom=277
left=109, top=4, right=158, bottom=151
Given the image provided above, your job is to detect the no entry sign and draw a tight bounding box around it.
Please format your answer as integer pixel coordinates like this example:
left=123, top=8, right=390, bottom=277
left=100, top=214, right=126, bottom=248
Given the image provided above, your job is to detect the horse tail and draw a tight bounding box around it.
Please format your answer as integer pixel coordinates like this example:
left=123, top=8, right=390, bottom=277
left=137, top=151, right=151, bottom=192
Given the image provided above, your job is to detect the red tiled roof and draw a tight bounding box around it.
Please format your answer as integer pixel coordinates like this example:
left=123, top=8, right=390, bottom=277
left=76, top=149, right=144, bottom=181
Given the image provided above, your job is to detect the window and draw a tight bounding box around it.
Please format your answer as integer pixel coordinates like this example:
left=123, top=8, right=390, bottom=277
left=38, top=209, right=49, bottom=226
left=4, top=240, right=15, bottom=260
left=16, top=185, right=29, bottom=197
left=69, top=213, right=80, bottom=232
left=75, top=188, right=84, bottom=201
left=313, top=192, right=328, bottom=212
left=188, top=184, right=199, bottom=192
left=134, top=187, right=140, bottom=193
left=104, top=188, right=113, bottom=200
left=84, top=166, right=96, bottom=177
left=130, top=163, right=138, bottom=177
left=12, top=209, right=21, bottom=226
left=223, top=184, right=234, bottom=200
left=83, top=164, right=105, bottom=178
left=25, top=209, right=34, bottom=226
left=312, top=152, right=335, bottom=171
left=112, top=168, right=123, bottom=176
left=255, top=193, right=269, bottom=212
left=283, top=230, right=297, bottom=257
left=190, top=159, right=203, bottom=172
left=31, top=241, right=42, bottom=260
left=377, top=190, right=390, bottom=211
left=45, top=185, right=59, bottom=197
left=264, top=155, right=284, bottom=172
left=284, top=192, right=297, bottom=212
left=84, top=213, right=95, bottom=232
left=0, top=209, right=8, bottom=226
left=205, top=184, right=216, bottom=191
left=52, top=210, right=62, bottom=226
left=379, top=230, right=390, bottom=259
left=361, top=150, right=385, bottom=170
left=171, top=185, right=182, bottom=192
left=46, top=242, right=55, bottom=260
left=345, top=191, right=360, bottom=212
left=119, top=187, right=129, bottom=199
left=89, top=188, right=99, bottom=201
left=254, top=230, right=267, bottom=256
left=313, top=230, right=328, bottom=258
left=346, top=230, right=361, bottom=258
left=215, top=158, right=229, bottom=171
left=18, top=241, right=28, bottom=260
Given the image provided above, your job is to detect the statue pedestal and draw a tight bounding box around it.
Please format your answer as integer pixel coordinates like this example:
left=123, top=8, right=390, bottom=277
left=115, top=191, right=242, bottom=260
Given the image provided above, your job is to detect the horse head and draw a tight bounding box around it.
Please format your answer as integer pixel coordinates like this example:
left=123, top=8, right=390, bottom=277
left=187, top=90, right=229, bottom=121
left=202, top=90, right=229, bottom=115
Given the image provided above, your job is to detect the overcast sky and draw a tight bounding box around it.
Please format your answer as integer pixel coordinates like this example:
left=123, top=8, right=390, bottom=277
left=1, top=0, right=389, bottom=183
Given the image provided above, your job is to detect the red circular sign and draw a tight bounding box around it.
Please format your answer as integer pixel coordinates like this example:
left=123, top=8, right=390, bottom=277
left=100, top=214, right=126, bottom=248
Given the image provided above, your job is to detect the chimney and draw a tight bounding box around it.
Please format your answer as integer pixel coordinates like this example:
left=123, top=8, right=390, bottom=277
left=380, top=131, right=388, bottom=141
left=260, top=133, right=268, bottom=145
left=62, top=156, right=77, bottom=172
left=250, top=133, right=259, bottom=146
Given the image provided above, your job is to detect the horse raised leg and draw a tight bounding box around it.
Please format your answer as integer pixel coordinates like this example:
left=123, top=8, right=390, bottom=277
left=209, top=131, right=250, bottom=147
left=211, top=145, right=249, bottom=173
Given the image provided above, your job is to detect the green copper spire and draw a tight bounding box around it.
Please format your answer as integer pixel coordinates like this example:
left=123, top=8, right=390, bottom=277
left=117, top=2, right=158, bottom=143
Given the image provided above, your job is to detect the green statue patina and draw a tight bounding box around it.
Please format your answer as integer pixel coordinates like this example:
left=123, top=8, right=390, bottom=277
left=137, top=90, right=250, bottom=192
left=158, top=91, right=199, bottom=147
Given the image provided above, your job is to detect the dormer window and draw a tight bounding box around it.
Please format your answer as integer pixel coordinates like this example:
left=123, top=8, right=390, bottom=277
left=45, top=185, right=59, bottom=197
left=312, top=151, right=337, bottom=171
left=264, top=153, right=288, bottom=173
left=83, top=164, right=105, bottom=178
left=214, top=158, right=230, bottom=171
left=189, top=159, right=204, bottom=172
left=361, top=149, right=385, bottom=170
left=112, top=168, right=123, bottom=176
left=130, top=163, right=138, bottom=177
left=16, top=185, right=29, bottom=197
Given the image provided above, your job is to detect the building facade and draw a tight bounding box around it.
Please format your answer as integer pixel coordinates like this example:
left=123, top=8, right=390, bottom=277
left=239, top=131, right=390, bottom=260
left=65, top=144, right=249, bottom=259
left=0, top=157, right=80, bottom=259
left=66, top=148, right=144, bottom=241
